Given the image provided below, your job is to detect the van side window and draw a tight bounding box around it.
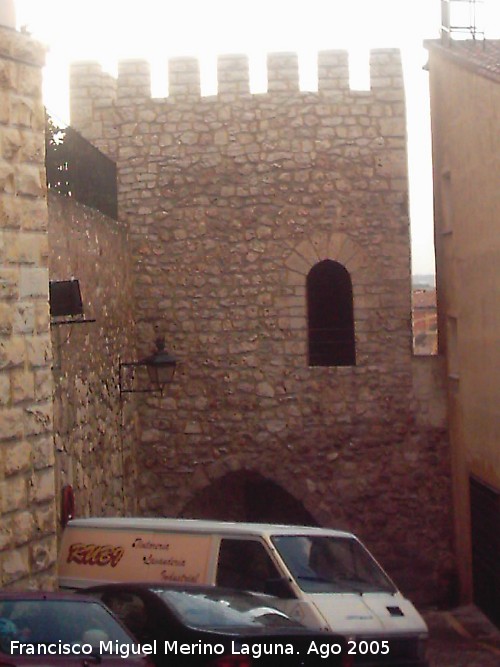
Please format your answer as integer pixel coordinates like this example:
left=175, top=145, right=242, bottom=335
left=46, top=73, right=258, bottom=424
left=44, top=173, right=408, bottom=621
left=216, top=539, right=281, bottom=594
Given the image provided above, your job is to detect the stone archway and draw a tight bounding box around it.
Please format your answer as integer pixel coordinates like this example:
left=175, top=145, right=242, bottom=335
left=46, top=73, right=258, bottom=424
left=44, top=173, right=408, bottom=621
left=179, top=470, right=318, bottom=526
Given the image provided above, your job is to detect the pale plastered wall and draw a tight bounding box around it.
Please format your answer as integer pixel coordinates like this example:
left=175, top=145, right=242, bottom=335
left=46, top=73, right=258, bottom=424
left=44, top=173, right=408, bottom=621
left=428, top=45, right=500, bottom=600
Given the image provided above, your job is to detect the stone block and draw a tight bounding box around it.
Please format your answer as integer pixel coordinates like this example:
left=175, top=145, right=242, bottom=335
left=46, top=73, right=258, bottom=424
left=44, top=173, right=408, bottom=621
left=0, top=523, right=12, bottom=550
left=0, top=59, right=15, bottom=90
left=1, top=127, right=22, bottom=160
left=33, top=368, right=53, bottom=402
left=4, top=440, right=32, bottom=475
left=19, top=267, right=48, bottom=298
left=0, top=546, right=29, bottom=583
left=34, top=504, right=56, bottom=534
left=11, top=368, right=35, bottom=402
left=0, top=92, right=9, bottom=124
left=6, top=231, right=37, bottom=269
left=13, top=302, right=35, bottom=334
left=16, top=194, right=45, bottom=232
left=30, top=536, right=57, bottom=573
left=17, top=64, right=43, bottom=97
left=24, top=401, right=53, bottom=437
left=34, top=302, right=50, bottom=333
left=0, top=336, right=25, bottom=370
left=9, top=95, right=36, bottom=127
left=0, top=406, right=24, bottom=441
left=0, top=475, right=27, bottom=513
left=0, top=374, right=9, bottom=405
left=15, top=164, right=44, bottom=197
left=284, top=251, right=311, bottom=275
left=0, top=159, right=15, bottom=193
left=378, top=117, right=406, bottom=138
left=0, top=194, right=19, bottom=229
left=18, top=131, right=45, bottom=164
left=7, top=30, right=45, bottom=67
left=10, top=511, right=35, bottom=546
left=25, top=335, right=51, bottom=368
left=0, top=303, right=13, bottom=334
left=28, top=467, right=55, bottom=504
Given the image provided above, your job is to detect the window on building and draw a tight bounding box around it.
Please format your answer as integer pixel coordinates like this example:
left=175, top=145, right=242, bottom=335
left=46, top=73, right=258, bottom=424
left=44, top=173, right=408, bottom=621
left=307, top=260, right=356, bottom=367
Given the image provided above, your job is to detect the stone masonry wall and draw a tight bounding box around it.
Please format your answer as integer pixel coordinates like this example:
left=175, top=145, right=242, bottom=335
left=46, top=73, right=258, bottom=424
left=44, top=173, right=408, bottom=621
left=0, top=26, right=56, bottom=588
left=70, top=49, right=454, bottom=605
left=48, top=193, right=138, bottom=522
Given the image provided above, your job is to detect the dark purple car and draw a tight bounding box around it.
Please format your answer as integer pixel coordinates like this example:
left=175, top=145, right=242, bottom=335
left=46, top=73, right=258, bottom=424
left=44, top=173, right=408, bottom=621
left=0, top=591, right=154, bottom=666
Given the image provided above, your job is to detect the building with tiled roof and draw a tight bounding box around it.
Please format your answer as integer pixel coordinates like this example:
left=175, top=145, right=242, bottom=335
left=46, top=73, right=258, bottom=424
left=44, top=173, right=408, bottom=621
left=426, top=38, right=500, bottom=82
left=426, top=34, right=500, bottom=626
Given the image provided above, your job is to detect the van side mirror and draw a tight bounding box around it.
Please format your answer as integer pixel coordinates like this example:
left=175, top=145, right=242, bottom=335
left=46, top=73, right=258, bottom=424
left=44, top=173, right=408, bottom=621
left=265, top=577, right=295, bottom=599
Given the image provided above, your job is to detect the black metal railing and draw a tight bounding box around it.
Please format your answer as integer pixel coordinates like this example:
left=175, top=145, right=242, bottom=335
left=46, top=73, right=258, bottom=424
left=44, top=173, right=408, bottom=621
left=45, top=115, right=118, bottom=220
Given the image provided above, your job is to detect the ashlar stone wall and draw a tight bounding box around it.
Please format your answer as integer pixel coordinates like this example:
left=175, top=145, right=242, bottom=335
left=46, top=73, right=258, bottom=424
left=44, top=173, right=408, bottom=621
left=0, top=26, right=56, bottom=588
left=70, top=50, right=454, bottom=605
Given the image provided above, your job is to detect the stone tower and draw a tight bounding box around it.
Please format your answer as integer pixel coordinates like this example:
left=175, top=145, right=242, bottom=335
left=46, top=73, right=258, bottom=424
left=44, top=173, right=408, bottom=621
left=69, top=50, right=454, bottom=605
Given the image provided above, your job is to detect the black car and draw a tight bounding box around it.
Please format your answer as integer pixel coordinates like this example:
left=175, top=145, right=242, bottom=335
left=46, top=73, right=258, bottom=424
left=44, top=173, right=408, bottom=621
left=83, top=584, right=353, bottom=667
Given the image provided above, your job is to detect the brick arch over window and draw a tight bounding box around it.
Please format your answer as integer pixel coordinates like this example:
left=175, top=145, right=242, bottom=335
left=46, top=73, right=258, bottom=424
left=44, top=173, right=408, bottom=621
left=280, top=231, right=372, bottom=365
left=307, top=260, right=355, bottom=366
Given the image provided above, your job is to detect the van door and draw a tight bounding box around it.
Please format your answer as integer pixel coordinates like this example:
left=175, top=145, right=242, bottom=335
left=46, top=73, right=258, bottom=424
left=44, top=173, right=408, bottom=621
left=216, top=538, right=292, bottom=596
left=216, top=538, right=329, bottom=630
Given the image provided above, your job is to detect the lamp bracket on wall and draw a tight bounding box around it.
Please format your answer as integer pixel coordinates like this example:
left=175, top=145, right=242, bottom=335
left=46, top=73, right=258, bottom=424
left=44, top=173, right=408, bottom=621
left=119, top=337, right=177, bottom=396
left=51, top=317, right=96, bottom=326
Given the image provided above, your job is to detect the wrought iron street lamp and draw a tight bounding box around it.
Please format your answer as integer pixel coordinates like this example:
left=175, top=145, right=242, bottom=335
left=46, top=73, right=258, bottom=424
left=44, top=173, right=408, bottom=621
left=119, top=337, right=177, bottom=395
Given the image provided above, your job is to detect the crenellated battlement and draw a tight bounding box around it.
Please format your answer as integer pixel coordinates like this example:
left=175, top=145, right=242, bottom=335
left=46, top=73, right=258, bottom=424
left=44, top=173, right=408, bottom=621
left=70, top=61, right=117, bottom=128
left=70, top=47, right=403, bottom=113
left=318, top=50, right=350, bottom=92
left=267, top=52, right=300, bottom=93
left=217, top=54, right=250, bottom=96
left=69, top=47, right=405, bottom=160
left=117, top=59, right=151, bottom=104
left=169, top=57, right=201, bottom=98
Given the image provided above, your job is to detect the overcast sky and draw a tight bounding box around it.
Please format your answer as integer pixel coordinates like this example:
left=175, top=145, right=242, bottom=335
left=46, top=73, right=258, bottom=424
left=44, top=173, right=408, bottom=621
left=13, top=0, right=500, bottom=275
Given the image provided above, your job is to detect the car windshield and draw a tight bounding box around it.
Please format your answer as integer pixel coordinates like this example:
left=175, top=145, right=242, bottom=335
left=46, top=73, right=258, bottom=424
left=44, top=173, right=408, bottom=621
left=0, top=599, right=135, bottom=655
left=271, top=535, right=396, bottom=594
left=154, top=589, right=302, bottom=629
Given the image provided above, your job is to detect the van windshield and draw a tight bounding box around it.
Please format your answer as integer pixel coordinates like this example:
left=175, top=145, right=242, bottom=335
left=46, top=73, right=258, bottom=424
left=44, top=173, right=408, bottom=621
left=271, top=535, right=396, bottom=594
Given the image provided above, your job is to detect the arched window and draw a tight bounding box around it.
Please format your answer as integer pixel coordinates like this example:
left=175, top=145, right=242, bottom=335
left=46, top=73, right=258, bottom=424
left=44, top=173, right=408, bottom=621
left=307, top=260, right=356, bottom=366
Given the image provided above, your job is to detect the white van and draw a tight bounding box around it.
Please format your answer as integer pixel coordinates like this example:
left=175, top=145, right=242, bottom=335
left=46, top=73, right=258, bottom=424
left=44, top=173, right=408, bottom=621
left=59, top=518, right=428, bottom=665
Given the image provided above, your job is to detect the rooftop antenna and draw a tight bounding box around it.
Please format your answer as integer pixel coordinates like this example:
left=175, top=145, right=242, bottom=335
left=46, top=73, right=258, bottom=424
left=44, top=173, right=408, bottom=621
left=441, top=0, right=485, bottom=44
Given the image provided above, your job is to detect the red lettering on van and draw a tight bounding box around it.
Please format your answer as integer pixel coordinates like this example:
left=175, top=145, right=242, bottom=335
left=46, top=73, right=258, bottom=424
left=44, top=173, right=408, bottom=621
left=66, top=542, right=124, bottom=567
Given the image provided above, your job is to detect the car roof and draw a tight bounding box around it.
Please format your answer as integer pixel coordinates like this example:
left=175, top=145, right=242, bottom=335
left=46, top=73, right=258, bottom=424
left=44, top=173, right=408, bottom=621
left=66, top=517, right=353, bottom=538
left=0, top=591, right=109, bottom=603
left=85, top=583, right=274, bottom=597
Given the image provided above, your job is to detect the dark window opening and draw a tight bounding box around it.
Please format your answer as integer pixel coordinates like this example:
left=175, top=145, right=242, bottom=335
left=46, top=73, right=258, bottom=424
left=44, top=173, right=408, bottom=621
left=49, top=279, right=83, bottom=318
left=307, top=259, right=355, bottom=366
left=470, top=476, right=500, bottom=628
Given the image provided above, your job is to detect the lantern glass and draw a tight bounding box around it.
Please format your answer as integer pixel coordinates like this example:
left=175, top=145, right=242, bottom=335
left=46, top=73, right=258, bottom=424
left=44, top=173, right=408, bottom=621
left=147, top=362, right=176, bottom=386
